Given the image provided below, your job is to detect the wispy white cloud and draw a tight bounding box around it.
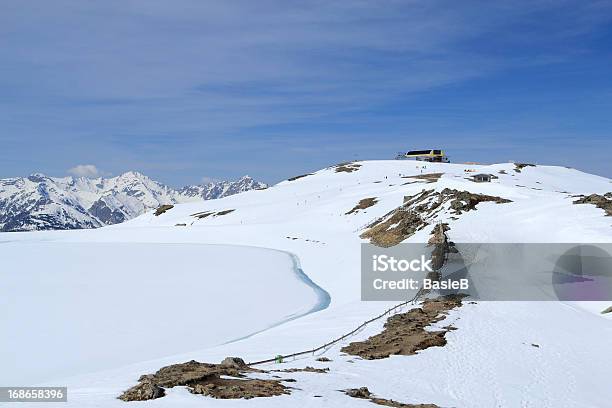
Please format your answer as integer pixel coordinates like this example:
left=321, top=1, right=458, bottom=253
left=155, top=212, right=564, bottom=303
left=67, top=164, right=102, bottom=178
left=200, top=176, right=220, bottom=184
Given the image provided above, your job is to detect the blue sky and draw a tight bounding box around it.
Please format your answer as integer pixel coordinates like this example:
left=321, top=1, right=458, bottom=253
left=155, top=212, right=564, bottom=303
left=1, top=0, right=611, bottom=186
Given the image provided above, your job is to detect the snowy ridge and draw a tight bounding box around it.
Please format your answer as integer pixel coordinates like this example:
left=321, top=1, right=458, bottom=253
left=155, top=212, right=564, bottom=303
left=0, top=173, right=266, bottom=231
left=1, top=160, right=611, bottom=407
left=179, top=176, right=267, bottom=200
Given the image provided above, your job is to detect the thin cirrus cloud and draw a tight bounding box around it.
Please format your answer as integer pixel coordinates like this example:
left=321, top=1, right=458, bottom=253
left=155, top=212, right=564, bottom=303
left=0, top=0, right=611, bottom=184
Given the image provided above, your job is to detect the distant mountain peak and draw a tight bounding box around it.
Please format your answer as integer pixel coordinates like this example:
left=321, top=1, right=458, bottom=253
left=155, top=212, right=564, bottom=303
left=27, top=173, right=48, bottom=182
left=117, top=170, right=147, bottom=179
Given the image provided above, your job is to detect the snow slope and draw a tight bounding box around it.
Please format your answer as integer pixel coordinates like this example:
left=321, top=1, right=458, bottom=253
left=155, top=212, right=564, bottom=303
left=1, top=160, right=611, bottom=407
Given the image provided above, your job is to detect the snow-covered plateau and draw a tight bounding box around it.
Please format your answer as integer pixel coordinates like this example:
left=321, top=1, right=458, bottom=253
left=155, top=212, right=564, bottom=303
left=1, top=160, right=611, bottom=407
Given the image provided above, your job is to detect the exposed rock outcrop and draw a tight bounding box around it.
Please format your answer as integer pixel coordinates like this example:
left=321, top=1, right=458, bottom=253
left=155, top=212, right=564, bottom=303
left=441, top=188, right=511, bottom=214
left=343, top=386, right=439, bottom=407
left=361, top=189, right=511, bottom=247
left=219, top=357, right=248, bottom=369
left=118, top=379, right=165, bottom=401
left=360, top=205, right=426, bottom=247
left=514, top=163, right=536, bottom=173
left=573, top=193, right=612, bottom=216
left=345, top=387, right=372, bottom=399
left=287, top=173, right=313, bottom=181
left=118, top=358, right=290, bottom=402
left=346, top=197, right=378, bottom=215
left=340, top=296, right=463, bottom=360
left=334, top=162, right=362, bottom=173
left=402, top=173, right=444, bottom=184
left=272, top=366, right=329, bottom=374
left=190, top=209, right=235, bottom=219
left=154, top=204, right=174, bottom=216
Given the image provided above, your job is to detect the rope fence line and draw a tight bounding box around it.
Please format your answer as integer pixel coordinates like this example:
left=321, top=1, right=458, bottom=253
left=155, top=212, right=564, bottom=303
left=248, top=289, right=425, bottom=366
left=249, top=223, right=450, bottom=367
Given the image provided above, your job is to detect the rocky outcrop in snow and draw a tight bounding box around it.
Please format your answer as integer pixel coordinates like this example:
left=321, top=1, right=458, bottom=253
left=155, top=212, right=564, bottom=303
left=118, top=358, right=289, bottom=401
left=360, top=188, right=512, bottom=247
left=573, top=193, right=612, bottom=216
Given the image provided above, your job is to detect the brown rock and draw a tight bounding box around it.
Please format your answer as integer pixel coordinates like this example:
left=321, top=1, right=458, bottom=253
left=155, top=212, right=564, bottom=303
left=341, top=296, right=463, bottom=360
left=118, top=379, right=165, bottom=401
left=345, top=387, right=372, bottom=399
left=573, top=193, right=612, bottom=216
left=220, top=357, right=248, bottom=369
left=154, top=204, right=174, bottom=216
left=118, top=358, right=289, bottom=402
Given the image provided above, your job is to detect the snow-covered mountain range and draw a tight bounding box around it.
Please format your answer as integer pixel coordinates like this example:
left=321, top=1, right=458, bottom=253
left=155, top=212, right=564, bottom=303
left=0, top=172, right=266, bottom=231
